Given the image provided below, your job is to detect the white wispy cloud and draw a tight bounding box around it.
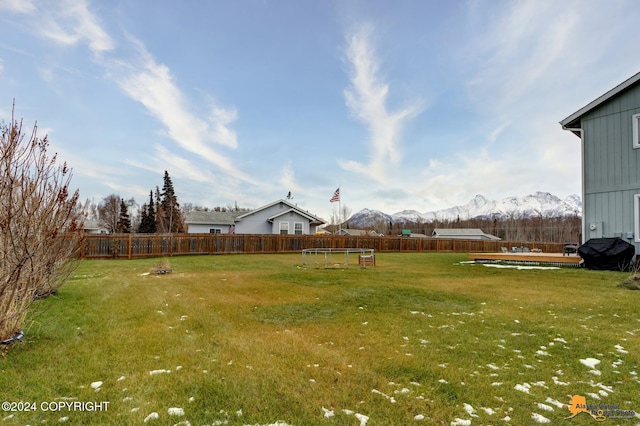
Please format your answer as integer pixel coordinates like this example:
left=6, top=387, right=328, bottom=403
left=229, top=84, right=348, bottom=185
left=0, top=0, right=35, bottom=14
left=339, top=23, right=423, bottom=182
left=108, top=36, right=257, bottom=185
left=3, top=1, right=255, bottom=188
left=278, top=161, right=305, bottom=196
left=31, top=0, right=114, bottom=55
left=462, top=0, right=582, bottom=111
left=125, top=145, right=218, bottom=185
left=207, top=103, right=238, bottom=149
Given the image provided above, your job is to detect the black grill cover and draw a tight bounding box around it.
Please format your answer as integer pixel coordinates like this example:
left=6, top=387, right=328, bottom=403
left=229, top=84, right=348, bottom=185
left=578, top=238, right=635, bottom=271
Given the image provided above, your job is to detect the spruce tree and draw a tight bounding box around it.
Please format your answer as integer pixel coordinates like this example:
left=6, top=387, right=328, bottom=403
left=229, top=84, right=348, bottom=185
left=138, top=191, right=157, bottom=233
left=159, top=171, right=185, bottom=233
left=154, top=186, right=163, bottom=232
left=138, top=204, right=149, bottom=233
left=147, top=190, right=157, bottom=233
left=116, top=198, right=131, bottom=233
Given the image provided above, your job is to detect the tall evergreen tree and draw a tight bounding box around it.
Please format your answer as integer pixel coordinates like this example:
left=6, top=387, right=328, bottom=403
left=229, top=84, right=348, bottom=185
left=159, top=171, right=185, bottom=233
left=116, top=198, right=131, bottom=233
left=138, top=191, right=157, bottom=233
left=138, top=203, right=149, bottom=233
left=147, top=190, right=157, bottom=233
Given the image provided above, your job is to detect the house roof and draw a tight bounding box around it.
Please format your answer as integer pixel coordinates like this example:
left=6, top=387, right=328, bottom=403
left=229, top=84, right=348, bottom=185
left=185, top=200, right=326, bottom=226
left=432, top=228, right=500, bottom=240
left=560, top=71, right=640, bottom=135
left=338, top=229, right=379, bottom=236
left=83, top=220, right=107, bottom=231
left=236, top=199, right=326, bottom=225
left=185, top=210, right=242, bottom=225
left=267, top=208, right=322, bottom=223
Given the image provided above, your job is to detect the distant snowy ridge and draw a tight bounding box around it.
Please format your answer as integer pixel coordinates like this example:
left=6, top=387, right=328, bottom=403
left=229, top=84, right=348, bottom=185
left=347, top=192, right=581, bottom=228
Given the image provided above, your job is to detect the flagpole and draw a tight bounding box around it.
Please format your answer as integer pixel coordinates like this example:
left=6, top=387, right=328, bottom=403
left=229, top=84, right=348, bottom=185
left=338, top=186, right=342, bottom=234
left=330, top=186, right=341, bottom=234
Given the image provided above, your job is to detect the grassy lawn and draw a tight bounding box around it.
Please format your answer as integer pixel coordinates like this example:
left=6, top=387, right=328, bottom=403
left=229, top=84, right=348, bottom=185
left=1, top=253, right=639, bottom=425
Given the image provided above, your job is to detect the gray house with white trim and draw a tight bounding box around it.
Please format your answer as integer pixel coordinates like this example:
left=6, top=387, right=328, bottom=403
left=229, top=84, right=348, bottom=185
left=184, top=211, right=242, bottom=234
left=185, top=199, right=326, bottom=235
left=432, top=228, right=500, bottom=241
left=560, top=71, right=640, bottom=250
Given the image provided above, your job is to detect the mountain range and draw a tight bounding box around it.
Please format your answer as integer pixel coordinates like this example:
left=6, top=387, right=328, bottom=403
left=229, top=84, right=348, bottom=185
left=346, top=192, right=582, bottom=228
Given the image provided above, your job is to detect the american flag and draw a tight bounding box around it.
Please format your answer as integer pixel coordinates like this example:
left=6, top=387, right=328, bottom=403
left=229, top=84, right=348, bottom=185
left=330, top=188, right=340, bottom=203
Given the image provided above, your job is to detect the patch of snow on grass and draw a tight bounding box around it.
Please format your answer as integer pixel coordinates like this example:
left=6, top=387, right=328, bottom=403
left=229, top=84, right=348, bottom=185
left=463, top=403, right=478, bottom=417
left=321, top=407, right=334, bottom=418
left=372, top=389, right=396, bottom=403
left=450, top=419, right=471, bottom=426
left=536, top=403, right=553, bottom=411
left=531, top=413, right=551, bottom=423
left=514, top=383, right=531, bottom=394
left=149, top=369, right=171, bottom=375
left=595, top=382, right=614, bottom=393
left=143, top=412, right=159, bottom=422
left=545, top=398, right=564, bottom=408
left=580, top=358, right=600, bottom=369
left=90, top=381, right=102, bottom=390
left=355, top=413, right=369, bottom=426
left=615, top=344, right=628, bottom=354
left=552, top=376, right=569, bottom=385
left=414, top=414, right=425, bottom=420
left=168, top=407, right=184, bottom=416
left=481, top=407, right=496, bottom=415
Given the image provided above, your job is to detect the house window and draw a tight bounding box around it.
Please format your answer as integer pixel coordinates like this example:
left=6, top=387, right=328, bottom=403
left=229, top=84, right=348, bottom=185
left=209, top=228, right=221, bottom=234
left=279, top=222, right=289, bottom=235
left=635, top=195, right=640, bottom=242
left=294, top=222, right=303, bottom=235
left=633, top=114, right=640, bottom=149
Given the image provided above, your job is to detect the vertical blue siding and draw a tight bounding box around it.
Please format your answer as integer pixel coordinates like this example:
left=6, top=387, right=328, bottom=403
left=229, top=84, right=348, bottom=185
left=581, top=83, right=640, bottom=251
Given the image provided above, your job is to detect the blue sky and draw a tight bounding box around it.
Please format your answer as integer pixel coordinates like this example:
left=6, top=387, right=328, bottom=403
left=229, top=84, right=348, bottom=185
left=1, top=0, right=639, bottom=221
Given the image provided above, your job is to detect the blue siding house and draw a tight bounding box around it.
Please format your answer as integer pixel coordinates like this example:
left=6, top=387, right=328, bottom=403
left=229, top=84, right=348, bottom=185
left=185, top=199, right=326, bottom=235
left=560, top=71, right=640, bottom=251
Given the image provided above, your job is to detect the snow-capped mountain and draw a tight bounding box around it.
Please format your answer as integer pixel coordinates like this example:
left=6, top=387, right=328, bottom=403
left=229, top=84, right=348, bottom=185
left=346, top=192, right=581, bottom=228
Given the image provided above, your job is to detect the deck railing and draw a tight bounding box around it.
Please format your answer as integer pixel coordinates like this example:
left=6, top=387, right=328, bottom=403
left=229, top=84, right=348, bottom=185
left=79, top=234, right=567, bottom=259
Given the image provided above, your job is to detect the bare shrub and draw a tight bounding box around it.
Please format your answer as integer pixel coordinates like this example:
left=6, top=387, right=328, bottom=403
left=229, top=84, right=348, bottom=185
left=0, top=104, right=84, bottom=343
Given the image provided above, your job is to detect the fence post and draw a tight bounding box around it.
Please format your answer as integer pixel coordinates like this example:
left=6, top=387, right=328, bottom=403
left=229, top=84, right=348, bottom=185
left=128, top=234, right=133, bottom=259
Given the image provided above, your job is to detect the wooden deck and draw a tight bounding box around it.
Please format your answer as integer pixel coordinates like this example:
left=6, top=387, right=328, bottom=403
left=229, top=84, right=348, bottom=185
left=467, top=252, right=583, bottom=266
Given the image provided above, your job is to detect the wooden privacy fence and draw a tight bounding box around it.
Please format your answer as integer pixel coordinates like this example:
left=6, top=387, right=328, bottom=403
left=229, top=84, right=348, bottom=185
left=80, top=234, right=567, bottom=259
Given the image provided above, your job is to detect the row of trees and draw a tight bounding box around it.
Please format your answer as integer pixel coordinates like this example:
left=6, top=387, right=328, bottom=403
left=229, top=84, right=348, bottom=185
left=339, top=214, right=582, bottom=244
left=85, top=171, right=186, bottom=234
left=84, top=175, right=251, bottom=235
